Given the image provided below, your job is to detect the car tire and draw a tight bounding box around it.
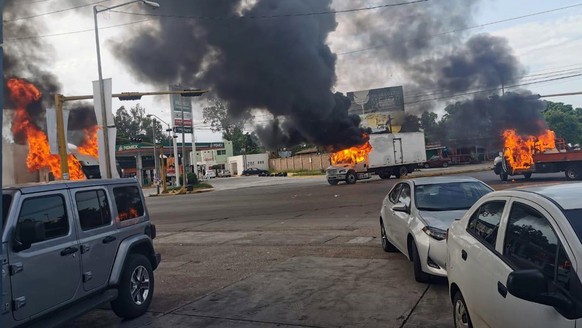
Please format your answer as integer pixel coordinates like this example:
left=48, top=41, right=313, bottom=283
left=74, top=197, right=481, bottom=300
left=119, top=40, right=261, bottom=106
left=345, top=171, right=357, bottom=184
left=565, top=165, right=580, bottom=180
left=424, top=163, right=430, bottom=169
left=395, top=166, right=408, bottom=179
left=380, top=219, right=398, bottom=252
left=327, top=180, right=339, bottom=185
left=523, top=172, right=532, bottom=180
left=111, top=254, right=155, bottom=320
left=499, top=171, right=508, bottom=181
left=410, top=240, right=430, bottom=283
left=379, top=172, right=390, bottom=179
left=442, top=162, right=449, bottom=168
left=453, top=291, right=473, bottom=328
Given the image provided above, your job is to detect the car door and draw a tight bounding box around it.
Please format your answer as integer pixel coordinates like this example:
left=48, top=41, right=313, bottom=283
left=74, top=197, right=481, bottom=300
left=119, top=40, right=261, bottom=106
left=451, top=198, right=508, bottom=327
left=8, top=191, right=82, bottom=321
left=72, top=187, right=120, bottom=293
left=383, top=183, right=404, bottom=252
left=392, top=183, right=412, bottom=253
left=489, top=199, right=576, bottom=328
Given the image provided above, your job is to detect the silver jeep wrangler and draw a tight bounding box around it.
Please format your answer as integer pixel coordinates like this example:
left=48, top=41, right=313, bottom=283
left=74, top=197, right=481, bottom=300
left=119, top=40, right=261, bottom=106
left=1, top=179, right=161, bottom=327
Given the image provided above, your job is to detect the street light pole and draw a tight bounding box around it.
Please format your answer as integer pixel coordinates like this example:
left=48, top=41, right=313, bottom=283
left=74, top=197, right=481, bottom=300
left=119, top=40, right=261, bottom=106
left=93, top=0, right=160, bottom=179
left=181, top=108, right=187, bottom=187
left=93, top=6, right=112, bottom=179
left=152, top=118, right=158, bottom=185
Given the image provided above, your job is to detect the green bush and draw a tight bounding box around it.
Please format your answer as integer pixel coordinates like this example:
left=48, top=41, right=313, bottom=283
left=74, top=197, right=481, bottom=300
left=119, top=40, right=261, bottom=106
left=187, top=172, right=198, bottom=185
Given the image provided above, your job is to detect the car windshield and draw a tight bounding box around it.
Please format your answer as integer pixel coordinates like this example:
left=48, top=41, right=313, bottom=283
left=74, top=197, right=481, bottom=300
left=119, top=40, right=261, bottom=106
left=415, top=182, right=492, bottom=211
left=563, top=209, right=582, bottom=244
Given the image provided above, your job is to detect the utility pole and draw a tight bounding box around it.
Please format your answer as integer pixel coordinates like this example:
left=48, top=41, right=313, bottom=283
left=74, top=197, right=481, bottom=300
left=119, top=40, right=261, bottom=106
left=54, top=95, right=70, bottom=179
left=181, top=108, right=187, bottom=187
left=152, top=119, right=158, bottom=193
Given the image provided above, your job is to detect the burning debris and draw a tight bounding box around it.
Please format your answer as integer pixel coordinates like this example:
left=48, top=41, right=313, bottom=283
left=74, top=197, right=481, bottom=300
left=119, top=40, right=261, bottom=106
left=6, top=78, right=98, bottom=180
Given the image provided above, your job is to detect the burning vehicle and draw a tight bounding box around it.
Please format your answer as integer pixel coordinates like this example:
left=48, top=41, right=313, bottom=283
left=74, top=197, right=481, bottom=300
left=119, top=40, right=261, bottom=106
left=495, top=129, right=582, bottom=181
left=325, top=132, right=426, bottom=185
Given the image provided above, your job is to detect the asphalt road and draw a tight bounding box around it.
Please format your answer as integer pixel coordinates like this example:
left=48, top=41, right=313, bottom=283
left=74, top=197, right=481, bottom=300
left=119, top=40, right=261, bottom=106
left=68, top=169, right=569, bottom=328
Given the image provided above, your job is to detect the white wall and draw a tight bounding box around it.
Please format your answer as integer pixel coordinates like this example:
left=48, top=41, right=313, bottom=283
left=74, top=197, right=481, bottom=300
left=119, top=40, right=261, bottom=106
left=227, top=153, right=269, bottom=176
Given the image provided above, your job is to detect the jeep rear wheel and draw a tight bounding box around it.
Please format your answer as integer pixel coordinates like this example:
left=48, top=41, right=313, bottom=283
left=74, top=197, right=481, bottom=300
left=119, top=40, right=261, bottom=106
left=111, top=254, right=155, bottom=319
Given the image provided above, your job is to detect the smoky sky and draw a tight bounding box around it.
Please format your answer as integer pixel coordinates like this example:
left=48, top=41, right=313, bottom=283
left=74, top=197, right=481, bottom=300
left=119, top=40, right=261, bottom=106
left=112, top=0, right=367, bottom=149
left=3, top=1, right=97, bottom=145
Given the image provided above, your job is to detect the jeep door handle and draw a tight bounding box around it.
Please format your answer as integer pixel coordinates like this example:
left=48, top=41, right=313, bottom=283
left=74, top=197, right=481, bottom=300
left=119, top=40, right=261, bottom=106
left=102, top=236, right=117, bottom=244
left=497, top=281, right=508, bottom=298
left=461, top=250, right=468, bottom=261
left=60, top=247, right=79, bottom=256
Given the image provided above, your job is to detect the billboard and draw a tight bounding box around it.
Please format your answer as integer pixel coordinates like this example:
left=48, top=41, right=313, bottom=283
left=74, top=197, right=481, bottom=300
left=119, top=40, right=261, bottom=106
left=170, top=85, right=193, bottom=132
left=347, top=86, right=404, bottom=133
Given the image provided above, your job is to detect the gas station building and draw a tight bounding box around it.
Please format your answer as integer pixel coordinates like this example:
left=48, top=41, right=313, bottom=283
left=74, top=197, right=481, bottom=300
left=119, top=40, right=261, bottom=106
left=115, top=140, right=233, bottom=186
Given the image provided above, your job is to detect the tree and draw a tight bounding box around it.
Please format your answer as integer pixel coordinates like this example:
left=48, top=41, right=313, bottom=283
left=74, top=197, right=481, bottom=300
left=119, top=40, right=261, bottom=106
left=203, top=99, right=263, bottom=155
left=543, top=101, right=582, bottom=145
left=399, top=114, right=421, bottom=133
left=114, top=104, right=169, bottom=146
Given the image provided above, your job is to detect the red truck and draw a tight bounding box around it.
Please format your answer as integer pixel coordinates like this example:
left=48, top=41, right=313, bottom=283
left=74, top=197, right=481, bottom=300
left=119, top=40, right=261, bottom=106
left=495, top=139, right=582, bottom=181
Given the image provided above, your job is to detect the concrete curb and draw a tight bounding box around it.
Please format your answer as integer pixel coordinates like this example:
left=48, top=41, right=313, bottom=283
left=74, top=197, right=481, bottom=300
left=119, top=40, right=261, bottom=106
left=407, top=167, right=492, bottom=178
left=148, top=188, right=214, bottom=197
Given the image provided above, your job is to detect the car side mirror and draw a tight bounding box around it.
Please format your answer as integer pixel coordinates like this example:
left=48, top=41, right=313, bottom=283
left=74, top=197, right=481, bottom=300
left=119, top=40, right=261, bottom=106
left=13, top=220, right=45, bottom=252
left=392, top=203, right=409, bottom=213
left=507, top=269, right=573, bottom=313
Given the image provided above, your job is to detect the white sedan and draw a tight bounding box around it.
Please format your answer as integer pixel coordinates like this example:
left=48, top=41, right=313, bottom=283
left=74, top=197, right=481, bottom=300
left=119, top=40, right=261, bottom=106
left=380, top=177, right=493, bottom=282
left=447, top=183, right=582, bottom=328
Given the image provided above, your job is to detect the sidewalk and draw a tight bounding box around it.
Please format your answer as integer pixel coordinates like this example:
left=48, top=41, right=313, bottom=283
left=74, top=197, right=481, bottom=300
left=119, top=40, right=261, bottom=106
left=408, top=163, right=492, bottom=178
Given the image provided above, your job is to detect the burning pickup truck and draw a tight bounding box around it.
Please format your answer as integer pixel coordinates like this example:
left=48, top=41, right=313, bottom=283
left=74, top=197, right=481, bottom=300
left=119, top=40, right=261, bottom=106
left=495, top=129, right=582, bottom=181
left=325, top=132, right=426, bottom=185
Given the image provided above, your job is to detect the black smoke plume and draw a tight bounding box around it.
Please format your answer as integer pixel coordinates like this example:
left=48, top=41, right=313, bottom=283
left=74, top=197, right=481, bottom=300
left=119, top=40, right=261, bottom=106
left=4, top=1, right=97, bottom=146
left=111, top=0, right=366, bottom=149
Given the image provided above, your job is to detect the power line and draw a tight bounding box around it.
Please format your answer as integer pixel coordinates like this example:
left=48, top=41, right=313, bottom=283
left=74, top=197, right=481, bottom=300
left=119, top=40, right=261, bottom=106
left=6, top=0, right=111, bottom=22
left=109, top=0, right=429, bottom=20
left=5, top=19, right=152, bottom=41
left=337, top=2, right=582, bottom=56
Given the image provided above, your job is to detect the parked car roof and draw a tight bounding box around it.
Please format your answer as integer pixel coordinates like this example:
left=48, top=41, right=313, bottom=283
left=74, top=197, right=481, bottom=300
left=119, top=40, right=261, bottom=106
left=409, top=176, right=484, bottom=186
left=3, top=178, right=138, bottom=195
left=511, top=182, right=582, bottom=210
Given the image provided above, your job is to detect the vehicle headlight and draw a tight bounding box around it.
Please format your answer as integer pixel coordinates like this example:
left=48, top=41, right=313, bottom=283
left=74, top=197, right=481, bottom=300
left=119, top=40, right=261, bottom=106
left=422, top=226, right=446, bottom=241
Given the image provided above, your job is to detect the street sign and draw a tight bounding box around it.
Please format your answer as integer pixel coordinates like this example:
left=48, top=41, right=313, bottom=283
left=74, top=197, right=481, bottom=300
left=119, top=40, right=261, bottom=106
left=174, top=127, right=193, bottom=133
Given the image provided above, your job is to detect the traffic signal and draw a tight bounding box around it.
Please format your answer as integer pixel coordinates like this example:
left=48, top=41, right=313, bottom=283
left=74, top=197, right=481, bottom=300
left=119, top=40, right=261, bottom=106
left=118, top=92, right=142, bottom=101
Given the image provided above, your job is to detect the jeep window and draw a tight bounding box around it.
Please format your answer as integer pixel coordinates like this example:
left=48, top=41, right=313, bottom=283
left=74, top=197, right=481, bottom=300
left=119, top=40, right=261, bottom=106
left=113, top=186, right=144, bottom=221
left=17, top=194, right=69, bottom=243
left=76, top=190, right=112, bottom=230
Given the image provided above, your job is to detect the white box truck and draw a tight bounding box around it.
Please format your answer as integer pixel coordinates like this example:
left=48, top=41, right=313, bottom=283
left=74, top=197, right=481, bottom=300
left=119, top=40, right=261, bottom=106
left=326, top=132, right=426, bottom=185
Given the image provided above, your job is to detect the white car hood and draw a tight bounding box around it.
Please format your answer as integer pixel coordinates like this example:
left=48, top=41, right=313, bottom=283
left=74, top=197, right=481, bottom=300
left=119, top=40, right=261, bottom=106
left=418, top=209, right=466, bottom=231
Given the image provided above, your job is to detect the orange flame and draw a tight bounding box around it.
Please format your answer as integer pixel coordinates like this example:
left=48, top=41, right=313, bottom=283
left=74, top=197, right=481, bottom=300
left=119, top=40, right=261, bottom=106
left=502, top=129, right=556, bottom=172
left=78, top=126, right=99, bottom=158
left=7, top=78, right=98, bottom=180
left=118, top=208, right=140, bottom=221
left=331, top=136, right=373, bottom=165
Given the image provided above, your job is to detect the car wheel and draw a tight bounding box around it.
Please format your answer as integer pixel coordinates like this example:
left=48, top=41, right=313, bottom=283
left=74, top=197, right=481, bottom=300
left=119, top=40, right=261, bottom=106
left=424, top=163, right=430, bottom=169
left=523, top=172, right=532, bottom=180
left=379, top=172, right=390, bottom=179
left=395, top=166, right=408, bottom=179
left=111, top=254, right=154, bottom=319
left=345, top=171, right=357, bottom=184
left=410, top=240, right=430, bottom=283
left=499, top=171, right=508, bottom=181
left=453, top=291, right=473, bottom=328
left=565, top=165, right=580, bottom=180
left=442, top=162, right=449, bottom=168
left=380, top=219, right=398, bottom=252
left=327, top=180, right=339, bottom=185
